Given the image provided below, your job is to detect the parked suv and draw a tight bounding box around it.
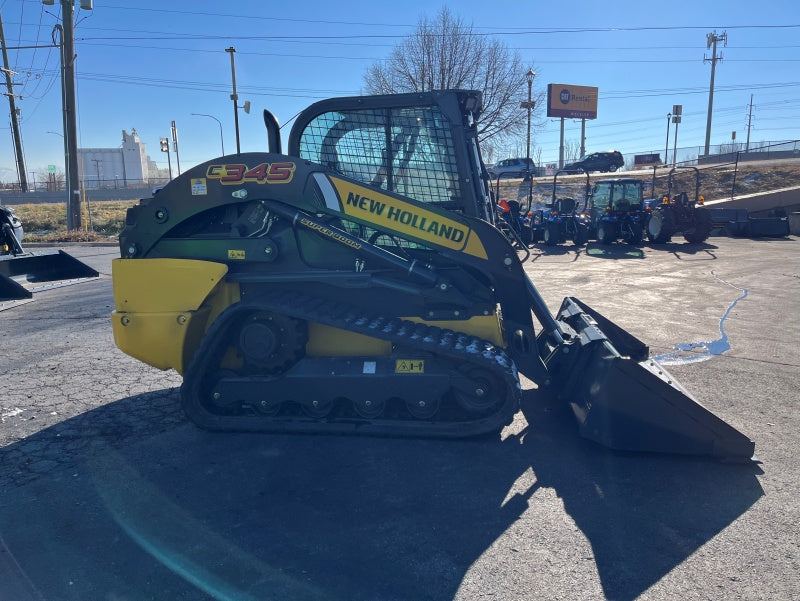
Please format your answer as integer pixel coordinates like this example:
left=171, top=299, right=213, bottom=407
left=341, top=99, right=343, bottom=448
left=487, top=157, right=538, bottom=179
left=564, top=151, right=624, bottom=174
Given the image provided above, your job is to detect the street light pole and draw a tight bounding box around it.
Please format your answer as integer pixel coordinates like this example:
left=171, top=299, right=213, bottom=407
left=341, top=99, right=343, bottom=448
left=521, top=69, right=536, bottom=207
left=191, top=113, right=225, bottom=156
left=665, top=113, right=671, bottom=168
left=226, top=47, right=241, bottom=154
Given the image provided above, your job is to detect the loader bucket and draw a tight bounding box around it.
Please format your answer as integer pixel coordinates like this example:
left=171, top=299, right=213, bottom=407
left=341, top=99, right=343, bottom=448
left=540, top=296, right=755, bottom=461
left=0, top=250, right=99, bottom=301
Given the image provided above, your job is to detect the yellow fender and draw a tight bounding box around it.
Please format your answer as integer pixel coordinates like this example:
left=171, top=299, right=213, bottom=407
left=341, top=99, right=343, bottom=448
left=111, top=258, right=238, bottom=374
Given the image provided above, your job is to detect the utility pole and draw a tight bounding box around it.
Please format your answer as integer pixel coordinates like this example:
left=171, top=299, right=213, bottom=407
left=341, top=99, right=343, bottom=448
left=45, top=0, right=92, bottom=229
left=62, top=0, right=83, bottom=230
left=226, top=47, right=241, bottom=154
left=703, top=31, right=727, bottom=157
left=745, top=94, right=754, bottom=152
left=0, top=12, right=28, bottom=192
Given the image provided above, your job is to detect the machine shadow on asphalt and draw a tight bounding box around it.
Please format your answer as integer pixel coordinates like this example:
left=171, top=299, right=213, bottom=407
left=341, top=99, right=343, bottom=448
left=0, top=386, right=765, bottom=601
left=528, top=244, right=585, bottom=262
left=650, top=241, right=719, bottom=261
left=516, top=391, right=764, bottom=599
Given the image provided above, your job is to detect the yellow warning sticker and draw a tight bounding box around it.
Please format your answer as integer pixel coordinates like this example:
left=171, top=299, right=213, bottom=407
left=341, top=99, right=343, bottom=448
left=227, top=249, right=245, bottom=260
left=395, top=359, right=424, bottom=373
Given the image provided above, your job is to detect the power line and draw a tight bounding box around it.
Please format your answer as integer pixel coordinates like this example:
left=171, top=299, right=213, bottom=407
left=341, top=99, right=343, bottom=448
left=63, top=23, right=800, bottom=42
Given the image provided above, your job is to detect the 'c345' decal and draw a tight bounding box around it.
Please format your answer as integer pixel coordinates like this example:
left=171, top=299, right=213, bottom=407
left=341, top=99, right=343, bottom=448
left=206, top=162, right=296, bottom=185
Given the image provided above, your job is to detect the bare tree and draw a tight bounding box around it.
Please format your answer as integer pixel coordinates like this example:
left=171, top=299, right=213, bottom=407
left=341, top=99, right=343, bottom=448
left=364, top=7, right=542, bottom=146
left=564, top=140, right=582, bottom=163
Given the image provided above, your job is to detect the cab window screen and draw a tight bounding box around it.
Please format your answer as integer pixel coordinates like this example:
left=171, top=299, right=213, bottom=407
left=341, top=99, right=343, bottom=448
left=297, top=106, right=462, bottom=205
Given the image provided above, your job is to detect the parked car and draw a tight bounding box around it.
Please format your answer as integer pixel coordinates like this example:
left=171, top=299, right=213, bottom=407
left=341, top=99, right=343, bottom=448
left=487, top=157, right=538, bottom=179
left=564, top=151, right=624, bottom=174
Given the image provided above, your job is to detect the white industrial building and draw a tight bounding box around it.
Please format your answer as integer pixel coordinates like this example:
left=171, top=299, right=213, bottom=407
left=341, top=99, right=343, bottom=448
left=78, top=129, right=167, bottom=188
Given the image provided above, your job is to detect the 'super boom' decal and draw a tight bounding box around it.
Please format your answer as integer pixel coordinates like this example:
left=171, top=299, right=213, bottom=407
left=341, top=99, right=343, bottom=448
left=328, top=177, right=488, bottom=260
left=206, top=162, right=296, bottom=185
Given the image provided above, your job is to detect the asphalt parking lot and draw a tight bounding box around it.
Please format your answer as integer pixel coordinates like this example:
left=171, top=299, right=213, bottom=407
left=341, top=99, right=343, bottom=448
left=0, top=236, right=798, bottom=601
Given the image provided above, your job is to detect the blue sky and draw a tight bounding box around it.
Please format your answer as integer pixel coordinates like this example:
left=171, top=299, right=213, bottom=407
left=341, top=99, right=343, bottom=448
left=2, top=0, right=799, bottom=182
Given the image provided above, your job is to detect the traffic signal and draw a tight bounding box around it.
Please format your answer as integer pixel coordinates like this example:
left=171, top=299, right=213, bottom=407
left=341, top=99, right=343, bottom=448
left=160, top=137, right=169, bottom=152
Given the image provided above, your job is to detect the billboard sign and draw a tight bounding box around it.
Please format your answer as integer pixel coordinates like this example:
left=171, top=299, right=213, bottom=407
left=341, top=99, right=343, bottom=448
left=547, top=84, right=599, bottom=119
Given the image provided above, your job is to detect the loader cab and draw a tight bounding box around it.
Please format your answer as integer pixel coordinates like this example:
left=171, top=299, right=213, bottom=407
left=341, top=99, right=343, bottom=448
left=287, top=90, right=492, bottom=221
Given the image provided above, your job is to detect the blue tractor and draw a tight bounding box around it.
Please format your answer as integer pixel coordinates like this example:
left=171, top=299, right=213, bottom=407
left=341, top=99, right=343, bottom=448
left=531, top=169, right=592, bottom=246
left=589, top=178, right=647, bottom=245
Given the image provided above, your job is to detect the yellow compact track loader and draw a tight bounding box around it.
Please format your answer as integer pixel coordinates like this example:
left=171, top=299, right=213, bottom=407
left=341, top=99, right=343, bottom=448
left=111, top=90, right=754, bottom=460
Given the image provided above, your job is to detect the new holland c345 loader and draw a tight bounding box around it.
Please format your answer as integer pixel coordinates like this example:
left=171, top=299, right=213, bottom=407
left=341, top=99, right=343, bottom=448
left=111, top=90, right=754, bottom=460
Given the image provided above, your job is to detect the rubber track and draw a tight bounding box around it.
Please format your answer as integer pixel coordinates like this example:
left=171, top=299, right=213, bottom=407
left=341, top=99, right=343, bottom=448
left=181, top=289, right=522, bottom=438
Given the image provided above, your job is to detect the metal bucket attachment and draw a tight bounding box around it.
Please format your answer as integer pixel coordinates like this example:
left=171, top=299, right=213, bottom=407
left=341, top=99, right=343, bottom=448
left=540, top=296, right=755, bottom=461
left=0, top=250, right=99, bottom=301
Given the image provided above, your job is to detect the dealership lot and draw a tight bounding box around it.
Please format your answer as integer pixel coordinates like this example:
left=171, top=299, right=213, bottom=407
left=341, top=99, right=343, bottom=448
left=0, top=237, right=798, bottom=601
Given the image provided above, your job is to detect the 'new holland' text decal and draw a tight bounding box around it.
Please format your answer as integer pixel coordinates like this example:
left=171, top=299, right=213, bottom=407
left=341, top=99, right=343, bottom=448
left=326, top=177, right=487, bottom=260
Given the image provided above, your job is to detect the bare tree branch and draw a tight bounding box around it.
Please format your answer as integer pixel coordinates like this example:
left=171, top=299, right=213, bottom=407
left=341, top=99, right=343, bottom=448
left=363, top=6, right=542, bottom=148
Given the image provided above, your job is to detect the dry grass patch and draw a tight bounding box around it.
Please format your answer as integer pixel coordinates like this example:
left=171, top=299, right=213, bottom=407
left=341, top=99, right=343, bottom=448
left=12, top=200, right=135, bottom=242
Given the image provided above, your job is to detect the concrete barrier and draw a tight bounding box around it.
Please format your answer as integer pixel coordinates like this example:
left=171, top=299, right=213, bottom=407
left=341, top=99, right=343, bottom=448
left=705, top=185, right=800, bottom=216
left=0, top=187, right=152, bottom=205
